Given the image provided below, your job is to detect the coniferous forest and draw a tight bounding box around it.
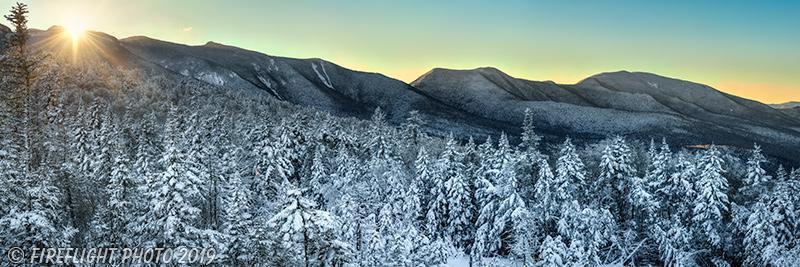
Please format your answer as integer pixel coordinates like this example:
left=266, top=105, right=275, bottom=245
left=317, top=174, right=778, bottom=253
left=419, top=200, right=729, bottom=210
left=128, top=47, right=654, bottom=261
left=2, top=3, right=800, bottom=267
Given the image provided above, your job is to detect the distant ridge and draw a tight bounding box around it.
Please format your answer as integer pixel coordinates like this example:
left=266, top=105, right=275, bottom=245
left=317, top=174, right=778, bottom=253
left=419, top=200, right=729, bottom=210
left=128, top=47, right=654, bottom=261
left=17, top=26, right=800, bottom=164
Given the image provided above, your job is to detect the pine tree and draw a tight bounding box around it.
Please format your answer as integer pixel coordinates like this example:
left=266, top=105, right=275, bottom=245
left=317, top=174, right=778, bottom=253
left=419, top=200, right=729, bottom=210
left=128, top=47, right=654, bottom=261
left=268, top=187, right=338, bottom=267
left=492, top=156, right=530, bottom=257
left=407, top=147, right=431, bottom=223
left=535, top=157, right=569, bottom=222
left=445, top=160, right=472, bottom=248
left=425, top=144, right=449, bottom=238
left=743, top=201, right=778, bottom=266
left=594, top=136, right=636, bottom=222
left=425, top=134, right=471, bottom=247
left=775, top=165, right=787, bottom=182
left=555, top=138, right=586, bottom=197
left=538, top=235, right=568, bottom=266
left=252, top=126, right=293, bottom=211
left=646, top=139, right=672, bottom=191
left=307, top=147, right=328, bottom=206
left=743, top=144, right=771, bottom=190
left=400, top=110, right=425, bottom=149
left=366, top=107, right=392, bottom=159
left=222, top=147, right=255, bottom=265
left=90, top=132, right=136, bottom=248
left=141, top=105, right=203, bottom=250
left=557, top=201, right=617, bottom=265
left=692, top=145, right=729, bottom=248
left=768, top=183, right=797, bottom=248
left=657, top=151, right=696, bottom=220
left=521, top=108, right=542, bottom=153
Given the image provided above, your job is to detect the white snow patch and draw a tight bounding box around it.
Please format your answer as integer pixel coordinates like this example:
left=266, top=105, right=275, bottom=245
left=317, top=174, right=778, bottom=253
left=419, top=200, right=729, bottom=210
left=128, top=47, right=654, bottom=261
left=312, top=62, right=334, bottom=89
left=647, top=81, right=659, bottom=88
left=446, top=257, right=470, bottom=267
left=258, top=76, right=273, bottom=89
left=197, top=72, right=225, bottom=86
left=179, top=69, right=190, bottom=76
left=269, top=58, right=278, bottom=71
left=448, top=257, right=521, bottom=266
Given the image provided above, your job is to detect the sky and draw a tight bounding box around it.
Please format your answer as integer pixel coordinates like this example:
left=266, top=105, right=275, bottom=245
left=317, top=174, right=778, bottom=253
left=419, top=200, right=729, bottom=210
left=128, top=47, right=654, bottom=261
left=3, top=0, right=798, bottom=103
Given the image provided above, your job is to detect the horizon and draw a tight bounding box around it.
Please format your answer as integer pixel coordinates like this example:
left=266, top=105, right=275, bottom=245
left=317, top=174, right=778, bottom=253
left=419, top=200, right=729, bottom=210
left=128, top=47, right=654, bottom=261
left=3, top=0, right=798, bottom=103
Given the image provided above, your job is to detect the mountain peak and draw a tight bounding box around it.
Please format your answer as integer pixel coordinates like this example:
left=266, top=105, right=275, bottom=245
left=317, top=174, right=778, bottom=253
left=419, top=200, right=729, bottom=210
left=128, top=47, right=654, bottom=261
left=203, top=41, right=233, bottom=48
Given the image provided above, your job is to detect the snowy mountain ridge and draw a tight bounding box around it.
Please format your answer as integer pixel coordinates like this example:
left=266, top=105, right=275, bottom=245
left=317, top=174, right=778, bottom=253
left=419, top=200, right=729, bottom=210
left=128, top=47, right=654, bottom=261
left=18, top=26, right=800, bottom=164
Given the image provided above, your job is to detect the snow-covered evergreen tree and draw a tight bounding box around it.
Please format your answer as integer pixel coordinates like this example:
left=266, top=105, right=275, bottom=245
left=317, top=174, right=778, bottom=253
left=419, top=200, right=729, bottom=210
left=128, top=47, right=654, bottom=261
left=744, top=201, right=778, bottom=266
left=520, top=108, right=542, bottom=153
left=743, top=144, right=771, bottom=191
left=657, top=151, right=696, bottom=220
left=775, top=165, right=787, bottom=182
left=692, top=145, right=729, bottom=248
left=140, top=105, right=203, bottom=250
left=222, top=147, right=255, bottom=265
left=90, top=132, right=136, bottom=248
left=594, top=136, right=637, bottom=222
left=557, top=201, right=617, bottom=265
left=555, top=138, right=586, bottom=198
left=538, top=235, right=568, bottom=266
left=534, top=157, right=570, bottom=222
left=268, top=187, right=340, bottom=266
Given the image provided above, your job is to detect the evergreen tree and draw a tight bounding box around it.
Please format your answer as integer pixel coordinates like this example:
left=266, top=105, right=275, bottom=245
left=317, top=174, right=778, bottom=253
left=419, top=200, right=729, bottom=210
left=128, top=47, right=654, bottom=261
left=594, top=136, right=636, bottom=222
left=222, top=147, right=255, bottom=265
left=90, top=132, right=136, bottom=248
left=141, top=106, right=203, bottom=251
left=408, top=147, right=431, bottom=223
left=307, top=147, right=328, bottom=206
left=534, top=157, right=569, bottom=222
left=557, top=201, right=617, bottom=265
left=743, top=201, right=778, bottom=266
left=432, top=135, right=472, bottom=248
left=692, top=145, right=729, bottom=248
left=538, top=235, right=568, bottom=266
left=657, top=151, right=696, bottom=220
left=555, top=138, right=586, bottom=197
left=743, top=144, right=771, bottom=190
left=775, top=165, right=787, bottom=182
left=520, top=108, right=542, bottom=153
left=268, top=187, right=338, bottom=266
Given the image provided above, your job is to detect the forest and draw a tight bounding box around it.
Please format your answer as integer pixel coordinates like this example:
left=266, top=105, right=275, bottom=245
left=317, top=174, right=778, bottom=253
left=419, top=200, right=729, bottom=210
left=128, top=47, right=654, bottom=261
left=2, top=3, right=800, bottom=267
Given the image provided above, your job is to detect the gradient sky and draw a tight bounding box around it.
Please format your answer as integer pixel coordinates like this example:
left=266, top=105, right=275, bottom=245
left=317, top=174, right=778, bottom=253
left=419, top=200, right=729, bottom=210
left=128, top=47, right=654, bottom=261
left=3, top=0, right=798, bottom=103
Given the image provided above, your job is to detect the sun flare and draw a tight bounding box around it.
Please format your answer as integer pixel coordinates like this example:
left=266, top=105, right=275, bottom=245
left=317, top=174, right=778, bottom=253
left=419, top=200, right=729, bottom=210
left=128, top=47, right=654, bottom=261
left=64, top=21, right=87, bottom=42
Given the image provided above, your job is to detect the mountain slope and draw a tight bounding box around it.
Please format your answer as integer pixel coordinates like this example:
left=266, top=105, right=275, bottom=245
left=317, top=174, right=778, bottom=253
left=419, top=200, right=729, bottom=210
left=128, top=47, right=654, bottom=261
left=412, top=68, right=800, bottom=162
left=117, top=36, right=509, bottom=136
left=0, top=23, right=9, bottom=51
left=771, top=101, right=800, bottom=110
left=20, top=26, right=800, bottom=163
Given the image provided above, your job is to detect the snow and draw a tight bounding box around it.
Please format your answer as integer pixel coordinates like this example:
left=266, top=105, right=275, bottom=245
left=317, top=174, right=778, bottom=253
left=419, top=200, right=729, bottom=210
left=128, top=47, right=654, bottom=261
left=447, top=257, right=522, bottom=266
left=197, top=71, right=225, bottom=86
left=312, top=62, right=334, bottom=89
left=445, top=256, right=470, bottom=267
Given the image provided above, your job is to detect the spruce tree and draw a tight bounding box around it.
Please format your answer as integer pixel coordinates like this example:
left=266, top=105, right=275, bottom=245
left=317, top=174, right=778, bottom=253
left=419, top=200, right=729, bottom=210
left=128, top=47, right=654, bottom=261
left=268, top=187, right=338, bottom=267
left=692, top=145, right=729, bottom=248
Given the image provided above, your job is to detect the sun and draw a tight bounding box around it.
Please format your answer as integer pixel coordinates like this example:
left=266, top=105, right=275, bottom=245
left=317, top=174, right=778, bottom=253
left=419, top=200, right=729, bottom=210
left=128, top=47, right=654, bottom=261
left=64, top=20, right=87, bottom=42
